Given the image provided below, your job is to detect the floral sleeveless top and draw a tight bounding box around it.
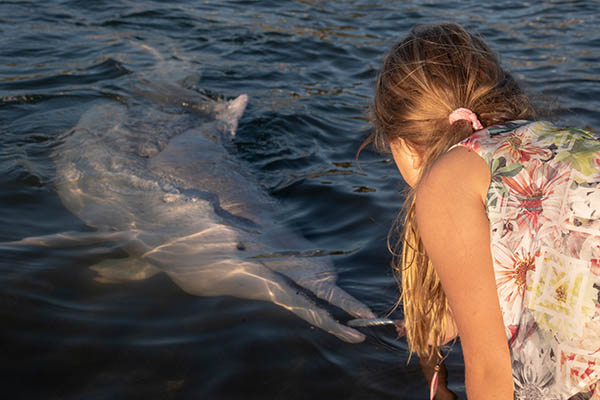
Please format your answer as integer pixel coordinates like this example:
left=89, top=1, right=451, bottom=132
left=455, top=121, right=600, bottom=400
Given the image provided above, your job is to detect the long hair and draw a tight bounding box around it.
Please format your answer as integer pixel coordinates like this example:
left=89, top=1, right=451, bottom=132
left=362, top=23, right=536, bottom=361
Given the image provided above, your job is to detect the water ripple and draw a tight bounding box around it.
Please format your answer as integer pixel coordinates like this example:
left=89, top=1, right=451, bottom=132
left=0, top=1, right=598, bottom=399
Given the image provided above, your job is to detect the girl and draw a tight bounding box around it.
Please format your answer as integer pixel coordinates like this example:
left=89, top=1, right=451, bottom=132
left=365, top=23, right=600, bottom=399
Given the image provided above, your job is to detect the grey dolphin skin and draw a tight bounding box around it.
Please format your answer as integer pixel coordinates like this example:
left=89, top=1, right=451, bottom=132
left=6, top=76, right=375, bottom=342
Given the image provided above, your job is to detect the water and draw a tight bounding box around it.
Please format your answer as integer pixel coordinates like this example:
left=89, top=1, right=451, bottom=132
left=1, top=1, right=598, bottom=399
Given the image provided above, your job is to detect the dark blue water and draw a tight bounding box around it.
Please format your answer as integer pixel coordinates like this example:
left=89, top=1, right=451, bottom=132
left=1, top=1, right=598, bottom=399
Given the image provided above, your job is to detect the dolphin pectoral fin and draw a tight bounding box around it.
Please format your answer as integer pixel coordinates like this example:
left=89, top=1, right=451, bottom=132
left=165, top=260, right=366, bottom=343
left=2, top=230, right=136, bottom=248
left=295, top=276, right=376, bottom=320
left=266, top=258, right=376, bottom=321
left=90, top=258, right=161, bottom=284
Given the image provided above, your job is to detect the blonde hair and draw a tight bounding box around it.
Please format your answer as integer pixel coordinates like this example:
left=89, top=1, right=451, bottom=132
left=363, top=23, right=536, bottom=361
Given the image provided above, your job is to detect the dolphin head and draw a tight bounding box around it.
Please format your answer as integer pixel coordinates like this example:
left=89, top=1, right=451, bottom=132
left=215, top=94, right=248, bottom=136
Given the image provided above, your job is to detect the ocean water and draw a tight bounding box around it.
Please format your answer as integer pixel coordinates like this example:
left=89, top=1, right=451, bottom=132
left=1, top=1, right=598, bottom=399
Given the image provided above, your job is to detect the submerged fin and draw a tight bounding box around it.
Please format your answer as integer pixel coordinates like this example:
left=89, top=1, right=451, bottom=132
left=2, top=230, right=136, bottom=248
left=90, top=257, right=161, bottom=284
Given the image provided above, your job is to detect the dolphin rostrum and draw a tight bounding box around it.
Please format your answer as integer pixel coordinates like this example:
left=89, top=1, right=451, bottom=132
left=6, top=79, right=375, bottom=343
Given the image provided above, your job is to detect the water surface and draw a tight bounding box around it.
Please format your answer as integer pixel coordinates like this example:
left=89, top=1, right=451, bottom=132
left=1, top=1, right=599, bottom=398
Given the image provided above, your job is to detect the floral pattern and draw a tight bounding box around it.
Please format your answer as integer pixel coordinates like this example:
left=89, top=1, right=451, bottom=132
left=456, top=121, right=600, bottom=399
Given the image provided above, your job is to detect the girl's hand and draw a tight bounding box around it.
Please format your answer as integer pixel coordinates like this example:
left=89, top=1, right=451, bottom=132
left=394, top=319, right=406, bottom=337
left=395, top=319, right=457, bottom=399
left=419, top=357, right=458, bottom=400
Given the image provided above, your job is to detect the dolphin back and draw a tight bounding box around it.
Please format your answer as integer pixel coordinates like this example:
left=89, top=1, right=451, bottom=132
left=53, top=88, right=255, bottom=242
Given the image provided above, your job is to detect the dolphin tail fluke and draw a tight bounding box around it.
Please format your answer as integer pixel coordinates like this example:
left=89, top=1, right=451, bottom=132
left=90, top=257, right=161, bottom=283
left=165, top=260, right=367, bottom=343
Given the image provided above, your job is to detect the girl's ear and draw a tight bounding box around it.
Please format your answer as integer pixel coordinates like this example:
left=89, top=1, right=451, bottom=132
left=389, top=138, right=424, bottom=187
left=406, top=140, right=423, bottom=170
left=395, top=138, right=423, bottom=169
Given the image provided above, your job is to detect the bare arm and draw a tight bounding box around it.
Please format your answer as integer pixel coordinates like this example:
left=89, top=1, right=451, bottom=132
left=415, top=146, right=513, bottom=399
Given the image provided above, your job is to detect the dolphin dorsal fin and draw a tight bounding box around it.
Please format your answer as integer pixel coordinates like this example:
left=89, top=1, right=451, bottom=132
left=216, top=94, right=248, bottom=136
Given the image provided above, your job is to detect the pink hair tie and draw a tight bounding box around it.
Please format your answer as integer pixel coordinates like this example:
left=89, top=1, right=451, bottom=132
left=448, top=108, right=483, bottom=131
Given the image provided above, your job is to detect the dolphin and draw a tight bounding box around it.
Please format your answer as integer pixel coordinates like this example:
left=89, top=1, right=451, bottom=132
left=6, top=78, right=375, bottom=342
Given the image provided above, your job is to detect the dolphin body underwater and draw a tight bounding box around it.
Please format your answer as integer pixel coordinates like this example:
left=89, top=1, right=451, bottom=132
left=6, top=73, right=375, bottom=342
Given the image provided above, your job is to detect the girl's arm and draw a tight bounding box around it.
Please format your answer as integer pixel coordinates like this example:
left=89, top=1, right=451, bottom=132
left=415, top=146, right=513, bottom=400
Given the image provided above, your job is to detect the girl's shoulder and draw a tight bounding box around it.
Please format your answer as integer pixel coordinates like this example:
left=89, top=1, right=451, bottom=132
left=420, top=120, right=600, bottom=207
left=418, top=143, right=490, bottom=208
left=418, top=120, right=547, bottom=206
